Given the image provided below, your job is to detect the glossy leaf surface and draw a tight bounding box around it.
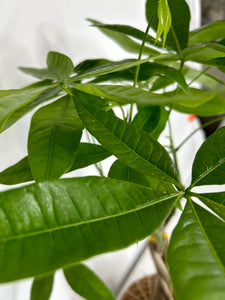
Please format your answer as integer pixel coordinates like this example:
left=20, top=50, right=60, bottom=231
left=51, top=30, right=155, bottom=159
left=108, top=160, right=175, bottom=199
left=5, top=85, right=62, bottom=131
left=150, top=76, right=173, bottom=91
left=139, top=63, right=189, bottom=93
left=155, top=0, right=171, bottom=47
left=69, top=142, right=110, bottom=172
left=88, top=19, right=160, bottom=54
left=167, top=200, right=225, bottom=300
left=109, top=160, right=151, bottom=187
left=174, top=93, right=225, bottom=116
left=45, top=51, right=74, bottom=82
left=0, top=83, right=56, bottom=132
left=71, top=57, right=159, bottom=82
left=132, top=106, right=168, bottom=139
left=196, top=192, right=225, bottom=221
left=182, top=43, right=225, bottom=63
left=0, top=176, right=179, bottom=282
left=74, top=95, right=178, bottom=185
left=19, top=68, right=48, bottom=80
left=75, top=59, right=110, bottom=75
left=189, top=21, right=225, bottom=45
left=74, top=60, right=188, bottom=91
left=0, top=157, right=33, bottom=185
left=0, top=143, right=110, bottom=185
left=28, top=95, right=83, bottom=181
left=146, top=0, right=190, bottom=51
left=73, top=84, right=221, bottom=108
left=31, top=274, right=54, bottom=300
left=64, top=263, right=115, bottom=300
left=191, top=127, right=225, bottom=187
left=20, top=52, right=74, bottom=82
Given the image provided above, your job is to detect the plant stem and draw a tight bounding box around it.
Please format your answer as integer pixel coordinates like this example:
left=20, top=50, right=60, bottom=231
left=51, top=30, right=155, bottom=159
left=60, top=82, right=74, bottom=96
left=128, top=5, right=158, bottom=124
left=188, top=66, right=211, bottom=87
left=168, top=114, right=181, bottom=182
left=134, top=5, right=158, bottom=86
left=175, top=114, right=225, bottom=151
left=149, top=235, right=174, bottom=299
left=85, top=131, right=104, bottom=177
left=120, top=105, right=127, bottom=121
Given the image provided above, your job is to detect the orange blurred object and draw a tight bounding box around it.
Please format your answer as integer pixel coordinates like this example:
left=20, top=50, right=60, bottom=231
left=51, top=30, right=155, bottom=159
left=187, top=114, right=196, bottom=122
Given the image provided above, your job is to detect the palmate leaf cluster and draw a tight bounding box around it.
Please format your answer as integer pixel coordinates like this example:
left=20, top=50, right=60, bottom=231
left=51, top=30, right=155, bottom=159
left=0, top=0, right=225, bottom=299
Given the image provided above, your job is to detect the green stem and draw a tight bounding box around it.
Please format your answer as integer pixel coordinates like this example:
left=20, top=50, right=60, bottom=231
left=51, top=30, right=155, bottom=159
left=60, top=82, right=74, bottom=97
left=133, top=5, right=158, bottom=87
left=128, top=5, right=158, bottom=124
left=168, top=114, right=181, bottom=182
left=120, top=106, right=127, bottom=121
left=171, top=26, right=182, bottom=57
left=188, top=66, right=211, bottom=87
left=85, top=131, right=104, bottom=177
left=175, top=114, right=225, bottom=151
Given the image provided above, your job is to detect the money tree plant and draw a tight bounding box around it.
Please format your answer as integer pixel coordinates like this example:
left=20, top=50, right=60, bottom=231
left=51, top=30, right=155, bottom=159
left=0, top=0, right=225, bottom=299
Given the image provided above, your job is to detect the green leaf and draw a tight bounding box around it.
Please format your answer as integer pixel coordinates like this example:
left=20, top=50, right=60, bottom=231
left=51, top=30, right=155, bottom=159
left=46, top=52, right=74, bottom=82
left=19, top=68, right=48, bottom=80
left=108, top=160, right=176, bottom=198
left=140, top=63, right=189, bottom=93
left=0, top=82, right=57, bottom=132
left=5, top=85, right=62, bottom=131
left=75, top=59, right=111, bottom=75
left=20, top=52, right=74, bottom=82
left=196, top=192, right=225, bottom=222
left=88, top=19, right=160, bottom=54
left=28, top=95, right=83, bottom=181
left=109, top=160, right=151, bottom=187
left=74, top=93, right=179, bottom=185
left=155, top=0, right=172, bottom=47
left=189, top=21, right=225, bottom=46
left=73, top=85, right=221, bottom=108
left=191, top=127, right=225, bottom=187
left=31, top=273, right=54, bottom=300
left=70, top=143, right=110, bottom=171
left=173, top=91, right=225, bottom=116
left=0, top=143, right=110, bottom=185
left=64, top=263, right=115, bottom=300
left=74, top=58, right=137, bottom=84
left=190, top=57, right=225, bottom=67
left=150, top=76, right=173, bottom=91
left=132, top=106, right=168, bottom=139
left=133, top=62, right=189, bottom=92
left=0, top=176, right=180, bottom=283
left=74, top=60, right=189, bottom=92
left=183, top=65, right=225, bottom=89
left=146, top=0, right=190, bottom=51
left=167, top=200, right=225, bottom=300
left=71, top=57, right=165, bottom=83
left=0, top=157, right=33, bottom=185
left=182, top=43, right=225, bottom=62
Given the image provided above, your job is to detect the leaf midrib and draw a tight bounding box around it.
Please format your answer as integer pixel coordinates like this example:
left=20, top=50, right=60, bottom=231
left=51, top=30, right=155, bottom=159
left=67, top=55, right=169, bottom=82
left=191, top=158, right=225, bottom=188
left=189, top=199, right=225, bottom=275
left=45, top=98, right=71, bottom=179
left=78, top=101, right=178, bottom=184
left=0, top=192, right=181, bottom=244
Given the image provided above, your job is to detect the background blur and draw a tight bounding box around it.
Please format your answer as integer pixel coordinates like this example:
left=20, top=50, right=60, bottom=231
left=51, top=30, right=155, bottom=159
left=0, top=1, right=201, bottom=299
